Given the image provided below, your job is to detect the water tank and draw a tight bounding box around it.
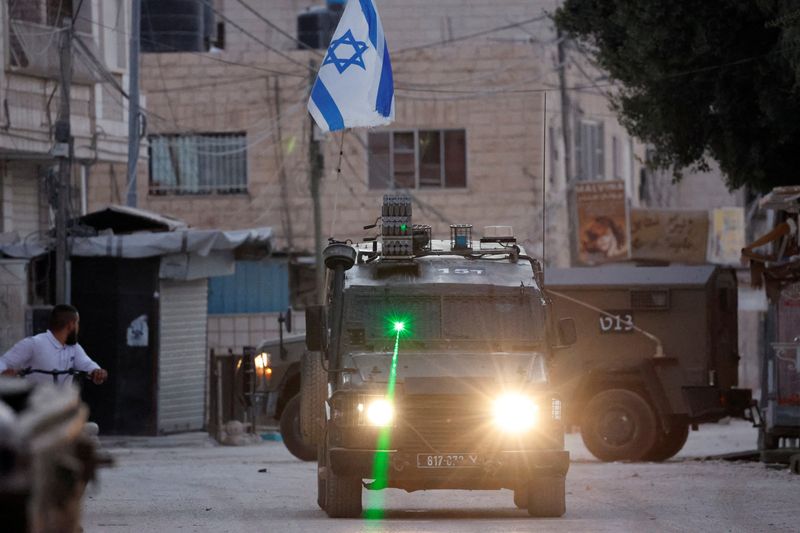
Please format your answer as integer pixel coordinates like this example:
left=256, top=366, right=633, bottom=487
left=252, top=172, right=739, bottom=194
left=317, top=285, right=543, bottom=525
left=141, top=0, right=214, bottom=53
left=297, top=1, right=345, bottom=50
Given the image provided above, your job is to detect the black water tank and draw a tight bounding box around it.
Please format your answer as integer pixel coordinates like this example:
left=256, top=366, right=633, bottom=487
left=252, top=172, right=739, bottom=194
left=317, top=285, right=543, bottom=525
left=297, top=1, right=345, bottom=50
left=141, top=0, right=214, bottom=53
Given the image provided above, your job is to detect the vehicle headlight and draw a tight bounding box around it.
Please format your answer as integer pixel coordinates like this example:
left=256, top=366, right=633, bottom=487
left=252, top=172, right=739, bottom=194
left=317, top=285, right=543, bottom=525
left=493, top=393, right=539, bottom=433
left=254, top=352, right=272, bottom=378
left=357, top=398, right=394, bottom=427
left=254, top=352, right=270, bottom=369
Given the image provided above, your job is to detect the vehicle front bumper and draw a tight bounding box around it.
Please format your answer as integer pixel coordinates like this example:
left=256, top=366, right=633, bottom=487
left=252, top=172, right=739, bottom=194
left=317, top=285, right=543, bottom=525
left=327, top=448, right=569, bottom=490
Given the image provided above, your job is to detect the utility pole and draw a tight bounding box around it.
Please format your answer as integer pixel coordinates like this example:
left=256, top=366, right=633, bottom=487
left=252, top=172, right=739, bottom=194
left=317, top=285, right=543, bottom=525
left=272, top=77, right=295, bottom=254
left=556, top=29, right=577, bottom=265
left=126, top=0, right=141, bottom=207
left=54, top=19, right=73, bottom=304
left=308, top=60, right=324, bottom=305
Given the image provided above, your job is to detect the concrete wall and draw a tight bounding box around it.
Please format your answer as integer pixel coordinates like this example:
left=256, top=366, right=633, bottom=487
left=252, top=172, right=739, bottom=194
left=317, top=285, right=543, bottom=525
left=0, top=161, right=47, bottom=237
left=643, top=161, right=745, bottom=209
left=0, top=260, right=28, bottom=355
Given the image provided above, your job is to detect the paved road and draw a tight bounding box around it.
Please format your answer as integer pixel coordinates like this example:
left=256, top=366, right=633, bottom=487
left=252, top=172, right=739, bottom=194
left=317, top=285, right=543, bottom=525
left=84, top=421, right=797, bottom=533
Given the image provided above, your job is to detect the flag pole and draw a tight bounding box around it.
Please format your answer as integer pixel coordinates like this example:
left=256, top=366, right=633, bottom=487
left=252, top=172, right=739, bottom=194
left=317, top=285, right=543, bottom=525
left=330, top=130, right=346, bottom=235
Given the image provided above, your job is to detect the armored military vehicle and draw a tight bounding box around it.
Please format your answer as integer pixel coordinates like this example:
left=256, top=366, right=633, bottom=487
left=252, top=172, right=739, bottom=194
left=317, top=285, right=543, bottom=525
left=303, top=195, right=575, bottom=518
left=253, top=330, right=314, bottom=461
left=547, top=265, right=752, bottom=462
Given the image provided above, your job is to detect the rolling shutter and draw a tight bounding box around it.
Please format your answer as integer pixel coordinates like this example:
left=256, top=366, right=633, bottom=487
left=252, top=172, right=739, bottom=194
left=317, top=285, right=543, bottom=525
left=158, top=279, right=208, bottom=433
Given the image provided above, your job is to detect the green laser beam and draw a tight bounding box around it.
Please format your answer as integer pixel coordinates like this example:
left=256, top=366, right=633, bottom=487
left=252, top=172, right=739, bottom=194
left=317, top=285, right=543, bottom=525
left=365, top=329, right=401, bottom=520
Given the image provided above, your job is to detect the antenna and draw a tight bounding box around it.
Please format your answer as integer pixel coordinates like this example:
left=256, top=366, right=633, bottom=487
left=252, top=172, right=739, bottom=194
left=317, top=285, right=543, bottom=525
left=541, top=91, right=547, bottom=283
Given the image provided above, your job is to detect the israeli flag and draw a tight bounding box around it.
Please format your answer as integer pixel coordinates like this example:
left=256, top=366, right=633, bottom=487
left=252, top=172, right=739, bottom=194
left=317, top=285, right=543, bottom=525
left=308, top=0, right=395, bottom=132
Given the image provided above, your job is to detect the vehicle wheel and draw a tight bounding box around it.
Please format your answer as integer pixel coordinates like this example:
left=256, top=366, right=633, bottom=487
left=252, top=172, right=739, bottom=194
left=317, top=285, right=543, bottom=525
left=300, top=351, right=327, bottom=448
left=317, top=440, right=327, bottom=511
left=580, top=389, right=658, bottom=462
left=526, top=475, right=566, bottom=517
left=644, top=421, right=689, bottom=462
left=513, top=486, right=528, bottom=509
left=323, top=452, right=362, bottom=518
left=280, top=394, right=316, bottom=461
left=758, top=426, right=778, bottom=450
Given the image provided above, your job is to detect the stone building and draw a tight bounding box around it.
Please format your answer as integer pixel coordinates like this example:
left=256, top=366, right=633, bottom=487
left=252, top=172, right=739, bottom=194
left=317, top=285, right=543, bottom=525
left=89, top=0, right=558, bottom=257
left=0, top=0, right=130, bottom=352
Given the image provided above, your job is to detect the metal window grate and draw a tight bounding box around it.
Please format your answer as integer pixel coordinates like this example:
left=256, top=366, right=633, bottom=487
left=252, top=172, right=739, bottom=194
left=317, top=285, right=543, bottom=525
left=148, top=133, right=248, bottom=195
left=630, top=289, right=669, bottom=310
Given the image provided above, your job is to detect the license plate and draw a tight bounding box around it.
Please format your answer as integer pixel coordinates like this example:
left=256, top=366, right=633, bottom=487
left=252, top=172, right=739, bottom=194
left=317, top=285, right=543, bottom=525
left=416, top=453, right=481, bottom=468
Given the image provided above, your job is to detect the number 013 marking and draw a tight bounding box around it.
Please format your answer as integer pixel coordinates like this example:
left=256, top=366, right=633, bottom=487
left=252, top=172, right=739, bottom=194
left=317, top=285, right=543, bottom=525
left=599, top=310, right=634, bottom=333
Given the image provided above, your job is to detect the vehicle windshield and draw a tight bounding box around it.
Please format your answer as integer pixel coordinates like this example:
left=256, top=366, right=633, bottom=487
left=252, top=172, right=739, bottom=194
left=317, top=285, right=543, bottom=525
left=341, top=290, right=545, bottom=353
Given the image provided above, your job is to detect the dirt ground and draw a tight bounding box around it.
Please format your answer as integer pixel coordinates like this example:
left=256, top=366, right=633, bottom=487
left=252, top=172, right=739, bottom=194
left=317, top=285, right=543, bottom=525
left=83, top=420, right=797, bottom=533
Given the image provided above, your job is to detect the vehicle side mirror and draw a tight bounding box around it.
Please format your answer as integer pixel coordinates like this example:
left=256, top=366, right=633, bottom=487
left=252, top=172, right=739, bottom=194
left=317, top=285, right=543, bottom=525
left=557, top=317, right=577, bottom=347
left=284, top=307, right=293, bottom=333
left=305, top=305, right=327, bottom=352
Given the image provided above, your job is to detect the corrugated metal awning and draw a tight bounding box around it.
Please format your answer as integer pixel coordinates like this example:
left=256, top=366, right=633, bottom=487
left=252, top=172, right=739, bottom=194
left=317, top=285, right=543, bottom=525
left=0, top=227, right=273, bottom=259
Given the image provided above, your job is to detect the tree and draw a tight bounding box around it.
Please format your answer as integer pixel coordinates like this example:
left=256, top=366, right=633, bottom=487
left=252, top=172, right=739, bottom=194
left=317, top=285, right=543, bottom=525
left=555, top=1, right=800, bottom=193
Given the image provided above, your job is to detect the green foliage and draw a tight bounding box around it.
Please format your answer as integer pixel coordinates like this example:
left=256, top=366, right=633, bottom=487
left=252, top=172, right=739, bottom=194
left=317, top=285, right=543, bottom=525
left=555, top=0, right=800, bottom=192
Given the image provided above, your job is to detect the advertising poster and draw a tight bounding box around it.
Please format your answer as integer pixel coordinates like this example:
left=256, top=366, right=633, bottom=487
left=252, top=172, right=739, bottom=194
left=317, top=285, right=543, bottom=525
left=629, top=208, right=709, bottom=264
left=708, top=207, right=746, bottom=265
left=575, top=180, right=629, bottom=265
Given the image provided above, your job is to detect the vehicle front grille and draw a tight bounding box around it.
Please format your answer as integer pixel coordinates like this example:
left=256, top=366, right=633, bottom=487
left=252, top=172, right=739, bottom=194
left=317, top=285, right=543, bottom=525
left=395, top=395, right=495, bottom=452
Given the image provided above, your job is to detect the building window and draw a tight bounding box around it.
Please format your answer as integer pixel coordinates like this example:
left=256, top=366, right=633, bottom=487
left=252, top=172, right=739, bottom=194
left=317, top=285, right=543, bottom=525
left=575, top=120, right=604, bottom=181
left=368, top=129, right=466, bottom=189
left=148, top=133, right=247, bottom=195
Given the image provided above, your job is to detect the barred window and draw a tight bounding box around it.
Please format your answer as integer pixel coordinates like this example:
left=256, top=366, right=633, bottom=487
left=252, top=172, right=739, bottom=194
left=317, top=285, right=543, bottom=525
left=368, top=129, right=467, bottom=189
left=148, top=133, right=247, bottom=195
left=575, top=120, right=605, bottom=181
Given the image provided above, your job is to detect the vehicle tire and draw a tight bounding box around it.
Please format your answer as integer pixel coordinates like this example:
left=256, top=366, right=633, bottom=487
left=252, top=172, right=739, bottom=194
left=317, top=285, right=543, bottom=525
left=280, top=394, right=316, bottom=461
left=513, top=486, right=528, bottom=509
left=526, top=475, right=566, bottom=517
left=300, top=351, right=327, bottom=448
left=644, top=421, right=689, bottom=462
left=580, top=389, right=658, bottom=462
left=323, top=453, right=362, bottom=518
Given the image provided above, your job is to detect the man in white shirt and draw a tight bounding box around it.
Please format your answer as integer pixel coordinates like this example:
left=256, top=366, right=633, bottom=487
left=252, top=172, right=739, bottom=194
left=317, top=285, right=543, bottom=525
left=0, top=304, right=108, bottom=386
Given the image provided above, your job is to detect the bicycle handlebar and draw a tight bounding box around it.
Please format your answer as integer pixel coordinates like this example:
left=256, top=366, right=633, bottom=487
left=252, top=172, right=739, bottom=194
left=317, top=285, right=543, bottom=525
left=18, top=367, right=93, bottom=384
left=19, top=367, right=90, bottom=377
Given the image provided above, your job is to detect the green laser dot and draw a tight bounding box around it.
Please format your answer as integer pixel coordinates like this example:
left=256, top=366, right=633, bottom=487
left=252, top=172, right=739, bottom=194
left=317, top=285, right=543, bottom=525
left=393, top=321, right=405, bottom=332
left=400, top=223, right=407, bottom=232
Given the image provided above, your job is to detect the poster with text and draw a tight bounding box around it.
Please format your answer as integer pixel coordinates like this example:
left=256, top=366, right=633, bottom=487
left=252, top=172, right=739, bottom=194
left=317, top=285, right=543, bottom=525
left=629, top=208, right=709, bottom=264
left=575, top=180, right=629, bottom=265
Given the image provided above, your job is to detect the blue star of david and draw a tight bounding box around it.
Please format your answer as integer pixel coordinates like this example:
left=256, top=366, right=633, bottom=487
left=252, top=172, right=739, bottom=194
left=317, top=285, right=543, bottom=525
left=323, top=29, right=369, bottom=74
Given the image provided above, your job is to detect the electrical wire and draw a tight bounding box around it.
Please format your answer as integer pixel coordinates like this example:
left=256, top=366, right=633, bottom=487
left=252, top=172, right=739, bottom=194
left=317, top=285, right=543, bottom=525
left=233, top=0, right=325, bottom=56
left=144, top=75, right=268, bottom=94
left=198, top=0, right=315, bottom=74
left=75, top=14, right=306, bottom=78
left=147, top=101, right=307, bottom=157
left=393, top=14, right=550, bottom=55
